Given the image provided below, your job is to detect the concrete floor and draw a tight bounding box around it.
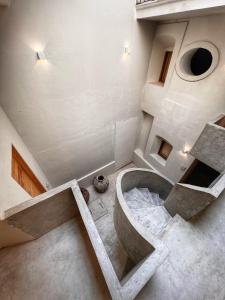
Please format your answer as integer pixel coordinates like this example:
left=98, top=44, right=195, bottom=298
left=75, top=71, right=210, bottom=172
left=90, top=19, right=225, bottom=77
left=1, top=163, right=225, bottom=300
left=0, top=218, right=110, bottom=300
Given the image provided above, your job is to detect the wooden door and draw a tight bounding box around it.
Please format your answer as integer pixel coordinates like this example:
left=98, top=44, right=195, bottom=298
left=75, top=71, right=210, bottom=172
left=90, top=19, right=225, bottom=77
left=159, top=51, right=173, bottom=84
left=12, top=145, right=46, bottom=197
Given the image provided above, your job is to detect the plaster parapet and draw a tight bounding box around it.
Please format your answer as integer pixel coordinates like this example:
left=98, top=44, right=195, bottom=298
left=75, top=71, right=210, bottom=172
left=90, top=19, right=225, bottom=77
left=165, top=172, right=225, bottom=220
left=191, top=121, right=225, bottom=173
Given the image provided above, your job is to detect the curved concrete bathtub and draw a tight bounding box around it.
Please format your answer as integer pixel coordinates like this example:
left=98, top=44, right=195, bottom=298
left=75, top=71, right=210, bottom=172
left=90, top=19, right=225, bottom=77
left=114, top=168, right=173, bottom=263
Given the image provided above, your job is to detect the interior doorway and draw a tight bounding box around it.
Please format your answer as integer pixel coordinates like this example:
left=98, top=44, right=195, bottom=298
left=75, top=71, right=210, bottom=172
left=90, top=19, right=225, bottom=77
left=179, top=159, right=220, bottom=188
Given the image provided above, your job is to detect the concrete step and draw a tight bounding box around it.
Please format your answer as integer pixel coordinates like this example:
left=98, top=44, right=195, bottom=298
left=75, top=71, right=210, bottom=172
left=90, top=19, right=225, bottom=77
left=123, top=187, right=172, bottom=236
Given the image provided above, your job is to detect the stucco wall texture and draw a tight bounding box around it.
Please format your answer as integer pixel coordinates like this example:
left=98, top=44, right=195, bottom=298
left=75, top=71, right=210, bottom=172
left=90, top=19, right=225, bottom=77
left=0, top=0, right=155, bottom=187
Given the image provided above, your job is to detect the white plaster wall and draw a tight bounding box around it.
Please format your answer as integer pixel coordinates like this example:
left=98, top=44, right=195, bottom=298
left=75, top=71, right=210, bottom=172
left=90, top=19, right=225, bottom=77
left=0, top=107, right=51, bottom=214
left=142, top=15, right=225, bottom=182
left=115, top=116, right=139, bottom=169
left=0, top=0, right=155, bottom=186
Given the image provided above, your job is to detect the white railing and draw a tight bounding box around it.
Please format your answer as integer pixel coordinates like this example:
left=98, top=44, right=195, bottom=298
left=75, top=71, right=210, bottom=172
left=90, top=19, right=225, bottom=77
left=136, top=0, right=159, bottom=5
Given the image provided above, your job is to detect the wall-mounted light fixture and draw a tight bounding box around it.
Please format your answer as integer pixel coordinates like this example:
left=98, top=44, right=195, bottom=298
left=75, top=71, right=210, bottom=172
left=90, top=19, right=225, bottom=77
left=124, top=46, right=131, bottom=56
left=182, top=149, right=190, bottom=155
left=36, top=51, right=46, bottom=61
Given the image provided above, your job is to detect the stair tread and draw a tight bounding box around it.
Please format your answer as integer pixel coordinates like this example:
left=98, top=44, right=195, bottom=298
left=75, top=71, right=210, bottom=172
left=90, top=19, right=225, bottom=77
left=124, top=188, right=172, bottom=236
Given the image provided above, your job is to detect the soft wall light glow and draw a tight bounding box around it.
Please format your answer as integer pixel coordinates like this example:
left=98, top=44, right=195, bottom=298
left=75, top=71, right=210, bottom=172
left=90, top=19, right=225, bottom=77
left=123, top=45, right=131, bottom=60
left=180, top=145, right=191, bottom=157
left=124, top=46, right=131, bottom=56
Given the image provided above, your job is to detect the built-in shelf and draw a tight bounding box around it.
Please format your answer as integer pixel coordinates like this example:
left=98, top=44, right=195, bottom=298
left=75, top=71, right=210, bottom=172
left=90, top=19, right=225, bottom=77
left=150, top=153, right=167, bottom=167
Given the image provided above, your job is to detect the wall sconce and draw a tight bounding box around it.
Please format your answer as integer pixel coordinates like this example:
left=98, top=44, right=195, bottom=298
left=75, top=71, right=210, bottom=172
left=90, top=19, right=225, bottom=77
left=179, top=145, right=191, bottom=157
left=36, top=51, right=46, bottom=61
left=182, top=149, right=190, bottom=155
left=124, top=46, right=131, bottom=57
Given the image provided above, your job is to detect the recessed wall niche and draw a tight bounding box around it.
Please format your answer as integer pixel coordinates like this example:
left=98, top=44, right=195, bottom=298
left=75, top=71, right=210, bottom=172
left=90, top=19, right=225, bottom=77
left=136, top=111, right=154, bottom=155
left=176, top=41, right=219, bottom=82
left=150, top=136, right=173, bottom=166
left=148, top=34, right=175, bottom=85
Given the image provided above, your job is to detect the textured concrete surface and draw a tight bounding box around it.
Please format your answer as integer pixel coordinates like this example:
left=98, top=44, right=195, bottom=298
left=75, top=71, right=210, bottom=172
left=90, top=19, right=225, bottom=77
left=191, top=122, right=225, bottom=173
left=0, top=220, right=34, bottom=249
left=165, top=172, right=225, bottom=220
left=1, top=180, right=80, bottom=248
left=87, top=164, right=135, bottom=280
left=5, top=187, right=78, bottom=239
left=114, top=168, right=172, bottom=263
left=137, top=215, right=225, bottom=300
left=0, top=219, right=111, bottom=300
left=73, top=170, right=167, bottom=300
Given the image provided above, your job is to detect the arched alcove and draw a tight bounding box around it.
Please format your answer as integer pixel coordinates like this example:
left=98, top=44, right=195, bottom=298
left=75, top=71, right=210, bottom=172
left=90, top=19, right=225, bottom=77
left=148, top=34, right=176, bottom=85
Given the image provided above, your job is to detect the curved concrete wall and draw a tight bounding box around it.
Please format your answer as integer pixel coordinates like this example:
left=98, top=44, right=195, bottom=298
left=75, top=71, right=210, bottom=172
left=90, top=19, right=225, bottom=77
left=114, top=168, right=173, bottom=263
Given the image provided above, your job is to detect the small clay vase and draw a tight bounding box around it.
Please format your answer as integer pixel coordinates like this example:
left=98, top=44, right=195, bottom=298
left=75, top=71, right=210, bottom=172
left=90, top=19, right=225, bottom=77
left=93, top=175, right=109, bottom=193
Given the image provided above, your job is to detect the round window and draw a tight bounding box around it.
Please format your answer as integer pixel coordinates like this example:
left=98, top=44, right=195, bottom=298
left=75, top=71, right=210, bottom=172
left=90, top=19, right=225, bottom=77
left=176, top=41, right=219, bottom=82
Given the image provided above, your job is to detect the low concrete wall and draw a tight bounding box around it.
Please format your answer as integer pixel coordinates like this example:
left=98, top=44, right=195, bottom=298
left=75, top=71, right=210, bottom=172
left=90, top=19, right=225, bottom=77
left=1, top=181, right=79, bottom=246
left=191, top=122, right=225, bottom=173
left=0, top=221, right=34, bottom=249
left=114, top=168, right=173, bottom=263
left=165, top=173, right=225, bottom=220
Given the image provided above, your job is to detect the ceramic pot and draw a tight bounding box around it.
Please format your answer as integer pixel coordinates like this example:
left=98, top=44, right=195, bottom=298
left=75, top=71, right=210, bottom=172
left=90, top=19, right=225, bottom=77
left=80, top=187, right=90, bottom=203
left=93, top=175, right=109, bottom=193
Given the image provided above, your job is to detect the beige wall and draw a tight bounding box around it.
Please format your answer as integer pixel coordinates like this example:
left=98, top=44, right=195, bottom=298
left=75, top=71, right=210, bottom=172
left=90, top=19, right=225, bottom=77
left=0, top=107, right=51, bottom=215
left=140, top=15, right=225, bottom=182
left=0, top=0, right=155, bottom=186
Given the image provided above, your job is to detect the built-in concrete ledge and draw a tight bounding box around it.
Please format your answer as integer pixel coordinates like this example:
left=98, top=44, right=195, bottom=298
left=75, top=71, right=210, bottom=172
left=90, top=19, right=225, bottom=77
left=77, top=161, right=116, bottom=187
left=133, top=148, right=154, bottom=170
left=136, top=0, right=225, bottom=20
left=191, top=116, right=225, bottom=173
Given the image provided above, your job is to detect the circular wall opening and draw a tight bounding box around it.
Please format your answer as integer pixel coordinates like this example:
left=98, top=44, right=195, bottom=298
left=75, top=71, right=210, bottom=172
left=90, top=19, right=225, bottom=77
left=176, top=41, right=219, bottom=82
left=190, top=48, right=212, bottom=76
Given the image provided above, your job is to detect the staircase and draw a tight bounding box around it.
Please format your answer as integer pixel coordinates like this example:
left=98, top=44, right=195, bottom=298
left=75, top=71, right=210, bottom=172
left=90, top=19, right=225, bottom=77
left=124, top=187, right=172, bottom=236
